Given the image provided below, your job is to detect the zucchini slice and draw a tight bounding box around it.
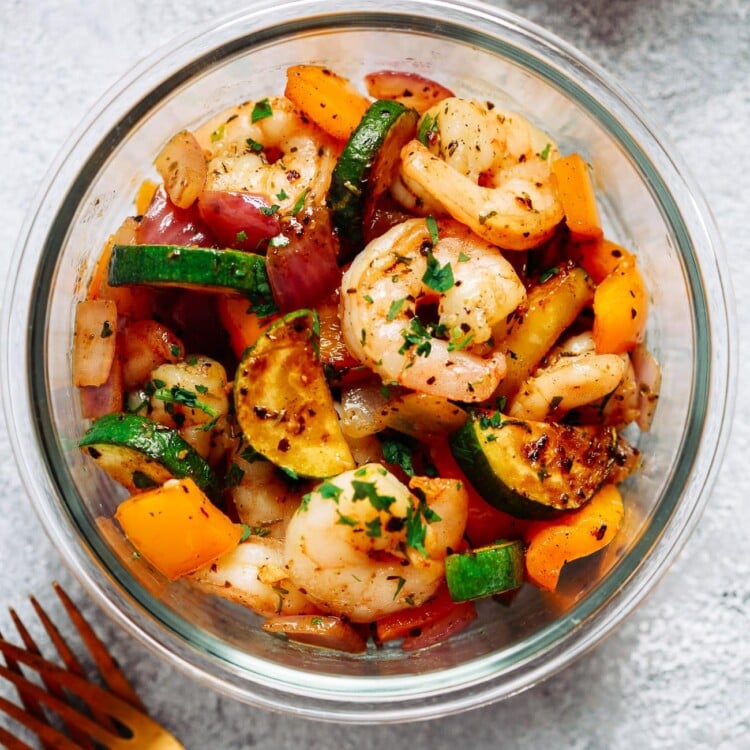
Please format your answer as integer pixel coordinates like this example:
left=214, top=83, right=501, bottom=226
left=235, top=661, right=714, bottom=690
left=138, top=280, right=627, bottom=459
left=109, top=244, right=277, bottom=316
left=234, top=310, right=355, bottom=479
left=79, top=412, right=219, bottom=499
left=445, top=540, right=525, bottom=602
left=327, top=100, right=419, bottom=255
left=450, top=412, right=616, bottom=519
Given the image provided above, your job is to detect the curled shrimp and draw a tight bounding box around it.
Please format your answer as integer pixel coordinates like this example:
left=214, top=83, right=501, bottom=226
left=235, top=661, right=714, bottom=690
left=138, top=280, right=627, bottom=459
left=190, top=537, right=316, bottom=617
left=194, top=96, right=339, bottom=212
left=340, top=218, right=525, bottom=403
left=508, top=332, right=628, bottom=421
left=284, top=464, right=467, bottom=622
left=399, top=97, right=564, bottom=250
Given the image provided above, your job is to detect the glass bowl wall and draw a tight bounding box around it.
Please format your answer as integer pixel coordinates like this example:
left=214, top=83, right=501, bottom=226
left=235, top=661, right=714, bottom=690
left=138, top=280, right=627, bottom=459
left=3, top=0, right=733, bottom=723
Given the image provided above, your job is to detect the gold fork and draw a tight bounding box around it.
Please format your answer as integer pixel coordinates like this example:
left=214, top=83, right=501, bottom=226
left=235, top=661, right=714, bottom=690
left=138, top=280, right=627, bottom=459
left=0, top=583, right=185, bottom=749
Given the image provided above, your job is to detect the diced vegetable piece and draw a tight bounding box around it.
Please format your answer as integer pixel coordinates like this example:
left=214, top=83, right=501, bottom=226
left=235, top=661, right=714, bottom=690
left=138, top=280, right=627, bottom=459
left=80, top=355, right=123, bottom=420
left=631, top=343, right=661, bottom=431
left=262, top=615, right=367, bottom=654
left=79, top=413, right=219, bottom=498
left=552, top=153, right=603, bottom=240
left=450, top=412, right=617, bottom=519
left=593, top=256, right=648, bottom=354
left=400, top=600, right=476, bottom=651
left=266, top=207, right=342, bottom=311
left=376, top=585, right=461, bottom=643
left=108, top=244, right=277, bottom=317
left=136, top=185, right=215, bottom=247
left=154, top=130, right=207, bottom=209
left=328, top=100, right=419, bottom=256
left=197, top=190, right=280, bottom=251
left=73, top=300, right=118, bottom=387
left=119, top=319, right=184, bottom=390
left=217, top=295, right=278, bottom=360
left=445, top=540, right=525, bottom=602
left=135, top=179, right=158, bottom=216
left=364, top=70, right=454, bottom=113
left=494, top=263, right=594, bottom=400
left=284, top=65, right=371, bottom=141
left=566, top=237, right=634, bottom=284
left=115, top=478, right=241, bottom=580
left=234, top=310, right=355, bottom=478
left=524, top=484, right=624, bottom=591
left=429, top=441, right=530, bottom=547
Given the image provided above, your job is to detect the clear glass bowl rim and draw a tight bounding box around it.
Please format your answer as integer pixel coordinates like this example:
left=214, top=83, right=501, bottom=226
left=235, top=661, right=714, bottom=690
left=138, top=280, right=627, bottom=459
left=2, top=0, right=736, bottom=723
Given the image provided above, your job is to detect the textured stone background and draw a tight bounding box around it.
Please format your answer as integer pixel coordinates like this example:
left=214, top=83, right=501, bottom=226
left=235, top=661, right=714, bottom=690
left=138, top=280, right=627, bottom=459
left=1, top=0, right=748, bottom=747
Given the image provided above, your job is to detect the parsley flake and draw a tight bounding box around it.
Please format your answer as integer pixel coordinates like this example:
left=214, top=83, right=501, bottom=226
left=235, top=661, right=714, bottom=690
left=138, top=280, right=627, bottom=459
left=291, top=188, right=308, bottom=215
left=417, top=113, right=439, bottom=146
left=538, top=266, right=561, bottom=284
left=251, top=98, right=273, bottom=123
left=260, top=204, right=280, bottom=216
left=365, top=517, right=383, bottom=538
left=351, top=480, right=395, bottom=512
left=245, top=137, right=264, bottom=152
left=422, top=251, right=454, bottom=292
left=381, top=437, right=415, bottom=477
left=387, top=298, right=406, bottom=321
left=540, top=143, right=551, bottom=160
left=425, top=215, right=439, bottom=245
left=276, top=189, right=288, bottom=201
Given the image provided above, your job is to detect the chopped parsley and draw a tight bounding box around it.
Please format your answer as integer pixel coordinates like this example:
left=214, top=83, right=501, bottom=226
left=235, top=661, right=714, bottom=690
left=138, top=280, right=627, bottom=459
left=351, top=480, right=395, bottom=512
left=425, top=215, right=439, bottom=245
left=422, top=251, right=454, bottom=292
left=311, top=616, right=323, bottom=626
left=290, top=188, right=308, bottom=215
left=389, top=576, right=407, bottom=600
left=260, top=204, right=280, bottom=216
left=380, top=437, right=415, bottom=477
left=417, top=112, right=439, bottom=146
left=245, top=137, right=264, bottom=152
left=280, top=465, right=300, bottom=480
left=195, top=384, right=208, bottom=394
left=399, top=317, right=433, bottom=358
left=224, top=462, right=245, bottom=488
left=365, top=517, right=383, bottom=538
left=387, top=297, right=406, bottom=321
left=447, top=331, right=475, bottom=352
left=336, top=510, right=358, bottom=526
left=151, top=383, right=218, bottom=418
left=240, top=445, right=264, bottom=463
left=210, top=124, right=225, bottom=142
left=276, top=189, right=288, bottom=201
left=538, top=266, right=561, bottom=284
left=169, top=343, right=181, bottom=357
left=318, top=481, right=343, bottom=503
left=458, top=251, right=470, bottom=263
left=251, top=98, right=273, bottom=123
left=540, top=143, right=551, bottom=160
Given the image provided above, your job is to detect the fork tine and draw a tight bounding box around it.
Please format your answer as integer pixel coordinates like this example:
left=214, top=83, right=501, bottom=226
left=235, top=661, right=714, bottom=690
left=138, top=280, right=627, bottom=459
left=0, top=643, right=128, bottom=749
left=0, top=722, right=37, bottom=750
left=53, top=582, right=146, bottom=712
left=0, top=694, right=80, bottom=750
left=0, top=639, right=185, bottom=750
left=11, top=604, right=98, bottom=750
left=0, top=621, right=49, bottom=731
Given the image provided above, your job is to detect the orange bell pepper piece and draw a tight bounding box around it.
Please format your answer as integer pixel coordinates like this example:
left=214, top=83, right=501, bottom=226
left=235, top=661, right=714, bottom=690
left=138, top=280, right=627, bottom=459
left=115, top=478, right=242, bottom=580
left=217, top=294, right=278, bottom=359
left=285, top=65, right=371, bottom=141
left=566, top=237, right=634, bottom=284
left=552, top=153, right=603, bottom=241
left=135, top=178, right=159, bottom=216
left=593, top=255, right=649, bottom=354
left=524, top=484, right=624, bottom=591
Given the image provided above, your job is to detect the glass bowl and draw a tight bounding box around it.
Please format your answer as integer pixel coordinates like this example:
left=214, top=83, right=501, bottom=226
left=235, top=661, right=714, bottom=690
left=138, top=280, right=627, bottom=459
left=2, top=0, right=735, bottom=723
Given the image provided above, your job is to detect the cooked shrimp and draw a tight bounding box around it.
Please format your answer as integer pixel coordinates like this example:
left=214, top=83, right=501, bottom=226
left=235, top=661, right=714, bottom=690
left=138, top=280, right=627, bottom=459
left=398, top=97, right=564, bottom=250
left=229, top=450, right=303, bottom=540
left=147, top=356, right=230, bottom=458
left=340, top=218, right=525, bottom=402
left=284, top=464, right=468, bottom=622
left=190, top=537, right=316, bottom=617
left=194, top=96, right=339, bottom=212
left=508, top=332, right=627, bottom=421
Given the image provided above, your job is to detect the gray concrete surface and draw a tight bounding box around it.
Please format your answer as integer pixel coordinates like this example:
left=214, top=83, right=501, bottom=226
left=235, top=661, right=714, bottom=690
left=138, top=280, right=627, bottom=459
left=1, top=0, right=748, bottom=747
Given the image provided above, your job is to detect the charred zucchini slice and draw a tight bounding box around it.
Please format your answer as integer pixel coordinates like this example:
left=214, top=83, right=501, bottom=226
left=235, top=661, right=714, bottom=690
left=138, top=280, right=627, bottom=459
left=109, top=244, right=277, bottom=316
left=234, top=310, right=355, bottom=479
left=78, top=412, right=219, bottom=499
left=327, top=100, right=419, bottom=256
left=445, top=540, right=525, bottom=602
left=450, top=412, right=616, bottom=519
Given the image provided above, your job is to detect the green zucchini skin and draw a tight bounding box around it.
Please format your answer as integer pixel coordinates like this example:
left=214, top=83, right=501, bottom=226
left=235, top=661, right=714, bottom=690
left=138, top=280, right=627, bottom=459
left=108, top=244, right=277, bottom=316
left=450, top=412, right=616, bottom=519
left=327, top=100, right=419, bottom=255
left=79, top=412, right=219, bottom=499
left=445, top=541, right=525, bottom=602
